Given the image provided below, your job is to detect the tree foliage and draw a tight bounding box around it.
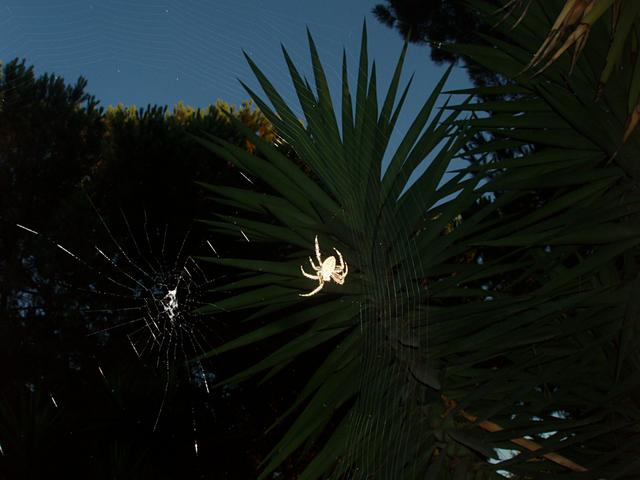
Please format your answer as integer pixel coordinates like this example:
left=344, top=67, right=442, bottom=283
left=196, top=25, right=509, bottom=479
left=4, top=0, right=640, bottom=476
left=198, top=5, right=640, bottom=478
left=371, top=0, right=504, bottom=88
left=0, top=57, right=290, bottom=479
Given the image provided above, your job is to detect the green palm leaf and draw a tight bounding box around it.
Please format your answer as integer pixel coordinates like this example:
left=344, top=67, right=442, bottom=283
left=195, top=3, right=640, bottom=475
left=436, top=0, right=640, bottom=476
left=195, top=22, right=506, bottom=478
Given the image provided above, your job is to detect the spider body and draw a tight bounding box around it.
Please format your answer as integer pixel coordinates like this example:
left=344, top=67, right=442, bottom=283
left=299, top=235, right=348, bottom=297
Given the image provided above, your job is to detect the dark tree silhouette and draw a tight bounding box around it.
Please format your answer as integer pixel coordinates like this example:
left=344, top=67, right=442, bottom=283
left=372, top=0, right=505, bottom=88
left=0, top=58, right=302, bottom=479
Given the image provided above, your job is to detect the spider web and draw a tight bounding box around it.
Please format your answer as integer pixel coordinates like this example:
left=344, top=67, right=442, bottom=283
left=232, top=33, right=519, bottom=478
left=217, top=52, right=477, bottom=478
left=14, top=197, right=226, bottom=452
left=0, top=1, right=498, bottom=476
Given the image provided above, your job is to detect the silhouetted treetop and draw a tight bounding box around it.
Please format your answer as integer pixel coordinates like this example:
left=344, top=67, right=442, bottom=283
left=372, top=0, right=504, bottom=88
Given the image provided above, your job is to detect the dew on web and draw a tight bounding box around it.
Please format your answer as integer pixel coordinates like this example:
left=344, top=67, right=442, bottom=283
left=239, top=171, right=254, bottom=184
left=192, top=406, right=199, bottom=456
left=206, top=240, right=220, bottom=257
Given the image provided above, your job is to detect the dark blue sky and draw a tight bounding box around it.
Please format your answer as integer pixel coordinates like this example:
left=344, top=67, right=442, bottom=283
left=1, top=0, right=471, bottom=107
left=1, top=0, right=473, bottom=178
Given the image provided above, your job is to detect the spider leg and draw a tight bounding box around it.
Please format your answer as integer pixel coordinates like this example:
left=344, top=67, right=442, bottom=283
left=300, top=265, right=318, bottom=280
left=331, top=272, right=345, bottom=284
left=334, top=248, right=348, bottom=278
left=308, top=256, right=320, bottom=271
left=299, top=278, right=324, bottom=297
left=315, top=235, right=323, bottom=266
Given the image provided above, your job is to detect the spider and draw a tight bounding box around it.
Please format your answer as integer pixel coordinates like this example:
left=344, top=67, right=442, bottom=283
left=299, top=235, right=348, bottom=297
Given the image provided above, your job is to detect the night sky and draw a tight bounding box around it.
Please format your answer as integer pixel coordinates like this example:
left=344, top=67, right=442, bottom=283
left=0, top=0, right=471, bottom=142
